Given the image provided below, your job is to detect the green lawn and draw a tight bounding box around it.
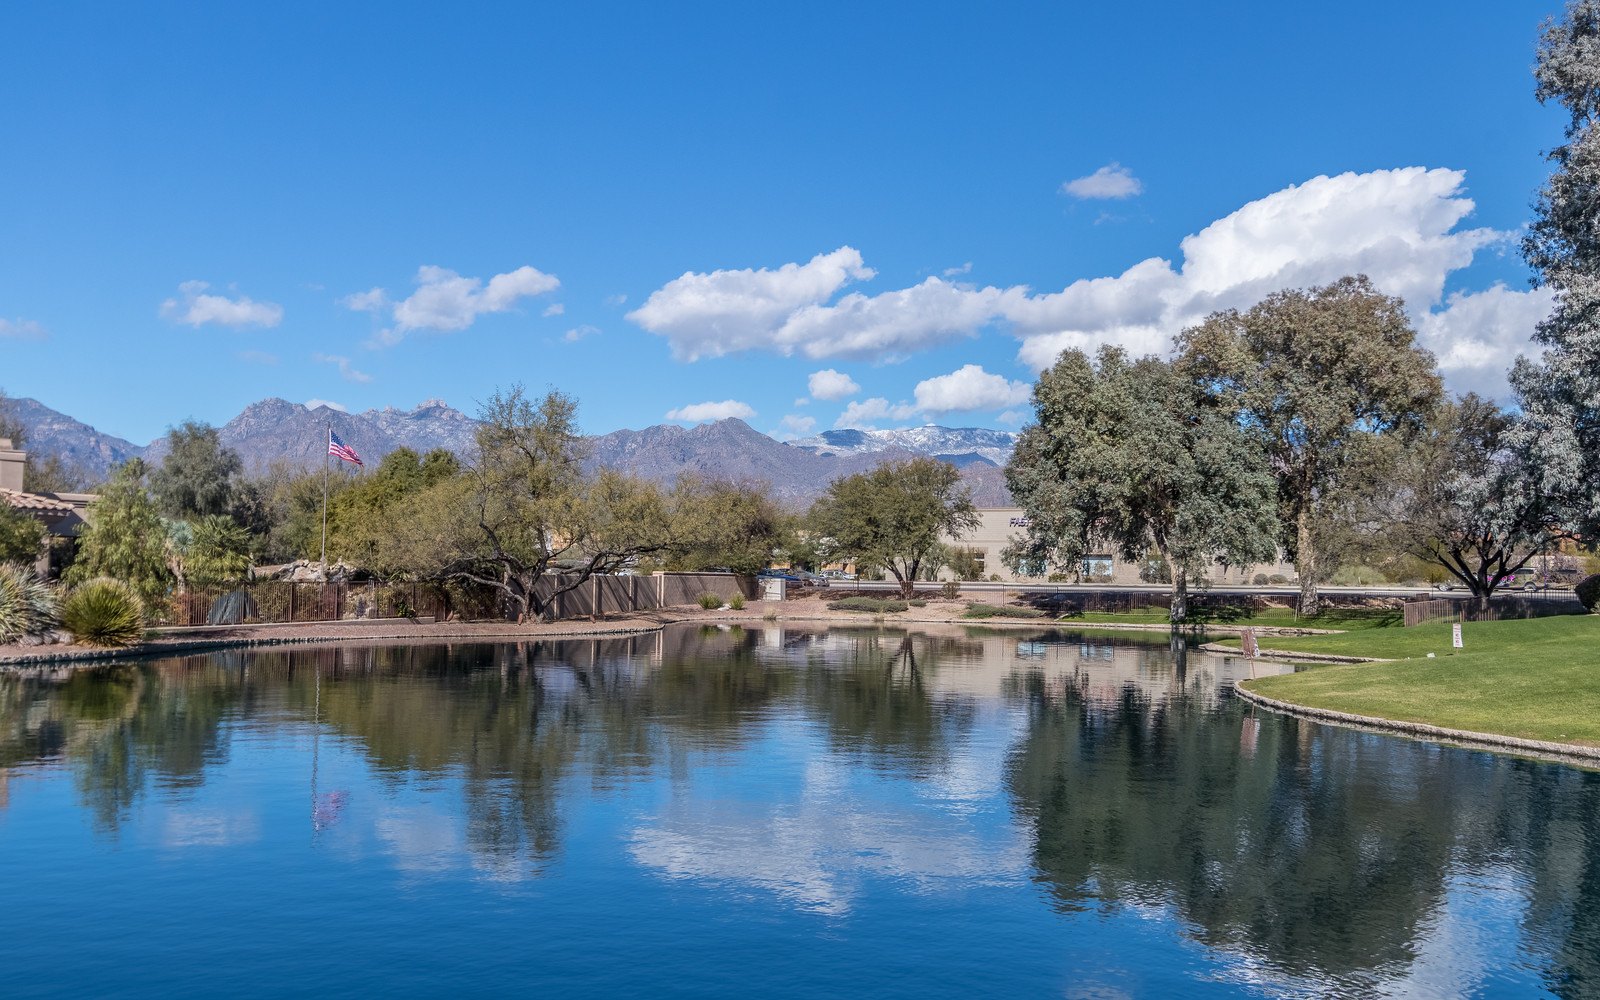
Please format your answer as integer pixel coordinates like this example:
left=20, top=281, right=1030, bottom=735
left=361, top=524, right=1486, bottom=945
left=1240, top=615, right=1600, bottom=746
left=1067, top=606, right=1402, bottom=630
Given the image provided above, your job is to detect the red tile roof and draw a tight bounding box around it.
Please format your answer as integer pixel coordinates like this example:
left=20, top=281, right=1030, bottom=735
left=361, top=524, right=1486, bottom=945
left=0, top=488, right=78, bottom=514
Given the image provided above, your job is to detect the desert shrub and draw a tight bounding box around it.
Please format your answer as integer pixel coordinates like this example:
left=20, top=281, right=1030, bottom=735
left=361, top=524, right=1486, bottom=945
left=939, top=580, right=960, bottom=600
left=0, top=564, right=59, bottom=643
left=1577, top=574, right=1600, bottom=613
left=910, top=598, right=928, bottom=607
left=962, top=603, right=1047, bottom=620
left=988, top=574, right=1001, bottom=582
left=1268, top=574, right=1289, bottom=585
left=1252, top=573, right=1270, bottom=586
left=61, top=577, right=146, bottom=648
left=729, top=593, right=746, bottom=611
left=827, top=596, right=909, bottom=613
left=696, top=592, right=722, bottom=610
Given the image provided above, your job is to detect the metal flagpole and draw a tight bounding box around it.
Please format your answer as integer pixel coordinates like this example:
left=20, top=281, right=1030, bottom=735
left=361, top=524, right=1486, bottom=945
left=320, top=423, right=329, bottom=580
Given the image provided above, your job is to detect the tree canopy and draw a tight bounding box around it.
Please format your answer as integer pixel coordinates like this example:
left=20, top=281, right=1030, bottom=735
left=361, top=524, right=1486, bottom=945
left=808, top=457, right=978, bottom=597
left=1005, top=347, right=1279, bottom=622
left=1512, top=0, right=1600, bottom=539
left=1177, top=275, right=1441, bottom=613
left=1390, top=395, right=1572, bottom=610
left=66, top=460, right=173, bottom=605
left=150, top=421, right=244, bottom=520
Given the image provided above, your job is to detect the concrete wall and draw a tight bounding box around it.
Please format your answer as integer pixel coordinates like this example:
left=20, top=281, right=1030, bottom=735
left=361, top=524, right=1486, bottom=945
left=940, top=506, right=1298, bottom=586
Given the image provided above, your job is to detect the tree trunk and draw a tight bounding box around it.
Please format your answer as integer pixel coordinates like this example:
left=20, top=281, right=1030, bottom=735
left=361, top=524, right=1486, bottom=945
left=1296, top=507, right=1319, bottom=617
left=1170, top=563, right=1188, bottom=625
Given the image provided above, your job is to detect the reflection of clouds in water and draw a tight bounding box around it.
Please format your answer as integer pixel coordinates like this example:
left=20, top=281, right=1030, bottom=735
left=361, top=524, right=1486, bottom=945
left=630, top=740, right=1030, bottom=917
left=1381, top=865, right=1532, bottom=999
left=375, top=807, right=463, bottom=874
left=162, top=808, right=261, bottom=848
left=375, top=804, right=542, bottom=884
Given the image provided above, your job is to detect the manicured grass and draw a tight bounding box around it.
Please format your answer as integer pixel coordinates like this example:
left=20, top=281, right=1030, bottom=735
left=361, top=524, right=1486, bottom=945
left=1066, top=606, right=1402, bottom=630
left=1240, top=615, right=1600, bottom=746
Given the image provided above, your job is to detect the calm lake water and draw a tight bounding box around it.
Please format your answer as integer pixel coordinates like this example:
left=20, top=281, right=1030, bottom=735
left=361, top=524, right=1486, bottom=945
left=2, top=624, right=1597, bottom=998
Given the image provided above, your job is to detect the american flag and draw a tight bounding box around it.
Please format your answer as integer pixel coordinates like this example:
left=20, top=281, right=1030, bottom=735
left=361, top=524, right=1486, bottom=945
left=328, top=430, right=364, bottom=466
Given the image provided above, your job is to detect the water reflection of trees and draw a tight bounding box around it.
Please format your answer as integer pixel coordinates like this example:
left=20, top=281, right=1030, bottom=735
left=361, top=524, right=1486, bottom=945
left=4, top=627, right=1600, bottom=994
left=1004, top=666, right=1600, bottom=996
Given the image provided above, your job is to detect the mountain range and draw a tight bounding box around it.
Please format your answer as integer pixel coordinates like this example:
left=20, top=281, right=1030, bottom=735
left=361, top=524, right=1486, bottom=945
left=2, top=396, right=1017, bottom=507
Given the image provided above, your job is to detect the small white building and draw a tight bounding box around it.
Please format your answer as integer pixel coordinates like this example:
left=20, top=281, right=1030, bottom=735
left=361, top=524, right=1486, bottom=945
left=940, top=507, right=1297, bottom=586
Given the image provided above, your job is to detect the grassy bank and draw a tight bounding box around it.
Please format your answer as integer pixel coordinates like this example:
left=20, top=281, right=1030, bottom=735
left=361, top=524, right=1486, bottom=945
left=1066, top=606, right=1401, bottom=630
left=1239, top=615, right=1600, bottom=746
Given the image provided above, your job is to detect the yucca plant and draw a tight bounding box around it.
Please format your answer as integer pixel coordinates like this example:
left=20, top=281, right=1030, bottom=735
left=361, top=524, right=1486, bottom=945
left=696, top=592, right=722, bottom=610
left=0, top=564, right=58, bottom=643
left=61, top=577, right=147, bottom=648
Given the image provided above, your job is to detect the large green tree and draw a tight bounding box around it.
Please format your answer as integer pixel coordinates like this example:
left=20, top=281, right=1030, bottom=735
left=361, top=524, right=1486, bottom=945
left=1391, top=396, right=1572, bottom=613
left=66, top=460, right=173, bottom=605
left=1177, top=276, right=1441, bottom=614
left=664, top=476, right=788, bottom=576
left=328, top=446, right=459, bottom=572
left=808, top=457, right=978, bottom=597
left=1512, top=0, right=1600, bottom=539
left=1005, top=347, right=1279, bottom=623
left=150, top=421, right=244, bottom=519
left=389, top=387, right=677, bottom=620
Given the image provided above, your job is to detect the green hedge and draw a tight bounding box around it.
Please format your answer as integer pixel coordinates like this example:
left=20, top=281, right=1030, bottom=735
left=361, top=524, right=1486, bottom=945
left=1577, top=574, right=1600, bottom=613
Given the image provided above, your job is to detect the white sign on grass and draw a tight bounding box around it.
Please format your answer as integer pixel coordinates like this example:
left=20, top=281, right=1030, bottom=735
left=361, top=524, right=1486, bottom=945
left=1452, top=623, right=1463, bottom=649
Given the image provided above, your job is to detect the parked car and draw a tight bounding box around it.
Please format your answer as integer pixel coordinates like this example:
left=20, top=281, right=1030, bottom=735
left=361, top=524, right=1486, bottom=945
left=757, top=569, right=804, bottom=585
left=796, top=571, right=830, bottom=588
left=821, top=570, right=857, bottom=582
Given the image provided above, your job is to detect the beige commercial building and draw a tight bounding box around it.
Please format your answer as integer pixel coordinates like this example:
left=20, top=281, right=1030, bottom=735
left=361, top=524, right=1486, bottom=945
left=940, top=507, right=1297, bottom=586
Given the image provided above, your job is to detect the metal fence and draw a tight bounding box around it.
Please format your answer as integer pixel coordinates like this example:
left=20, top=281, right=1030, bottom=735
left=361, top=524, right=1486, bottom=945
left=1402, top=594, right=1584, bottom=627
left=164, top=571, right=758, bottom=627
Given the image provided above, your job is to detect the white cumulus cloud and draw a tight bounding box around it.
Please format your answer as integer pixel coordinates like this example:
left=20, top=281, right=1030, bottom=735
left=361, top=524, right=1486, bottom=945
left=627, top=167, right=1535, bottom=398
left=776, top=414, right=817, bottom=439
left=1061, top=162, right=1143, bottom=199
left=355, top=264, right=560, bottom=346
left=665, top=400, right=757, bottom=423
left=1416, top=284, right=1556, bottom=399
left=627, top=248, right=877, bottom=360
left=913, top=364, right=1031, bottom=414
left=564, top=324, right=600, bottom=343
left=1008, top=167, right=1507, bottom=379
left=835, top=397, right=918, bottom=429
left=161, top=281, right=283, bottom=328
left=807, top=369, right=860, bottom=401
left=542, top=302, right=565, bottom=317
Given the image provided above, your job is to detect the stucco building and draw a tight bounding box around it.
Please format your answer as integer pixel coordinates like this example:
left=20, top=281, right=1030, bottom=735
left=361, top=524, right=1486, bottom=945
left=940, top=507, right=1298, bottom=586
left=0, top=438, right=96, bottom=577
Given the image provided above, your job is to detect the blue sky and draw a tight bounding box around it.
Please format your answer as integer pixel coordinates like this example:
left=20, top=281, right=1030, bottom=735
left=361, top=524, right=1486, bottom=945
left=0, top=1, right=1567, bottom=445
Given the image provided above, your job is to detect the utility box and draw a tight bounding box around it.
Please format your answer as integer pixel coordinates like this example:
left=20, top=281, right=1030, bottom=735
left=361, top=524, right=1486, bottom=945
left=761, top=577, right=787, bottom=602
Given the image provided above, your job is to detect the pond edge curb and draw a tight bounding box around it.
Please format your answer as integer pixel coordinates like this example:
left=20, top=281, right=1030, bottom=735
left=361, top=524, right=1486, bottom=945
left=0, top=623, right=667, bottom=671
left=1233, top=680, right=1600, bottom=765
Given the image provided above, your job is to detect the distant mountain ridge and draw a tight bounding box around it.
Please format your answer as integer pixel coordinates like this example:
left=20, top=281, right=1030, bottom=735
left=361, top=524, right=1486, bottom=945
left=1, top=397, right=146, bottom=479
left=791, top=426, right=1018, bottom=467
left=4, top=397, right=1014, bottom=506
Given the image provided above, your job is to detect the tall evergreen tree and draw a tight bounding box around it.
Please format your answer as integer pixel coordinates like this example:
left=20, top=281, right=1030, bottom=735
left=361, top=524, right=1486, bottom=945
left=1512, top=0, right=1600, bottom=537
